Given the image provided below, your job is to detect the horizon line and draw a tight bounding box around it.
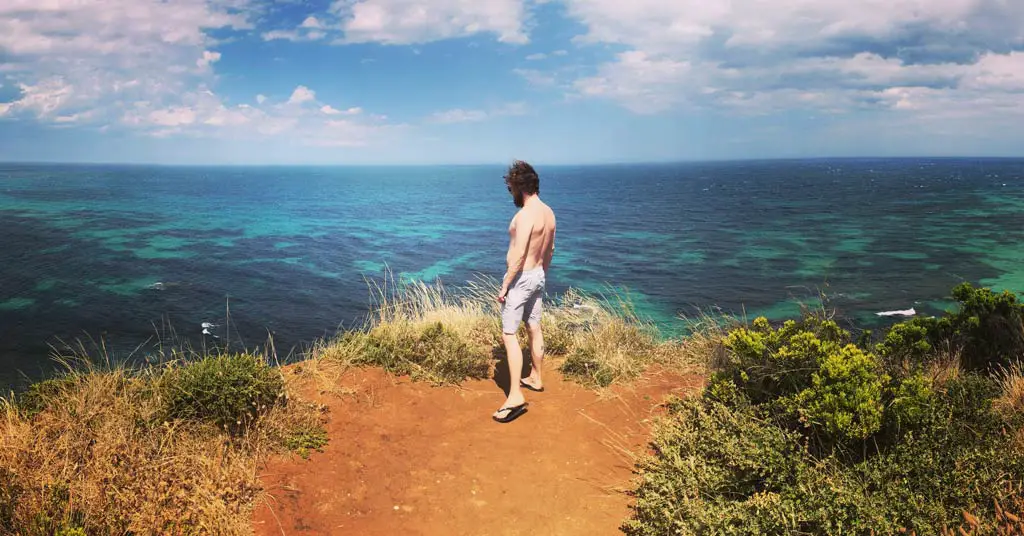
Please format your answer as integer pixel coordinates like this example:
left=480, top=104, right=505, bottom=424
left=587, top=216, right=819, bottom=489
left=2, top=155, right=1024, bottom=168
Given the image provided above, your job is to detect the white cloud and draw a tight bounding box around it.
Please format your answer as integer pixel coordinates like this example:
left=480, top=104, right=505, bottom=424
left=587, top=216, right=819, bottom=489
left=262, top=25, right=328, bottom=42
left=526, top=53, right=547, bottom=61
left=330, top=0, right=529, bottom=45
left=288, top=85, right=316, bottom=105
left=120, top=84, right=402, bottom=147
left=1, top=77, right=75, bottom=117
left=573, top=51, right=691, bottom=113
left=561, top=0, right=1024, bottom=122
left=53, top=111, right=93, bottom=124
left=514, top=68, right=557, bottom=87
left=196, top=50, right=222, bottom=69
left=432, top=108, right=489, bottom=124
left=262, top=30, right=302, bottom=41
left=0, top=0, right=252, bottom=123
left=256, top=94, right=267, bottom=104
left=148, top=106, right=197, bottom=127
left=301, top=16, right=323, bottom=29
left=321, top=105, right=363, bottom=115
left=430, top=101, right=528, bottom=123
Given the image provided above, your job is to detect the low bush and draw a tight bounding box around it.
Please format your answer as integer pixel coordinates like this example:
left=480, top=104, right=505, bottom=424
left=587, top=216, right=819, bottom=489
left=16, top=375, right=80, bottom=419
left=335, top=321, right=491, bottom=385
left=625, top=282, right=1024, bottom=535
left=0, top=351, right=323, bottom=534
left=160, top=353, right=284, bottom=435
left=623, top=396, right=869, bottom=535
left=876, top=283, right=1024, bottom=372
left=717, top=315, right=889, bottom=450
left=284, top=424, right=329, bottom=459
left=559, top=317, right=660, bottom=387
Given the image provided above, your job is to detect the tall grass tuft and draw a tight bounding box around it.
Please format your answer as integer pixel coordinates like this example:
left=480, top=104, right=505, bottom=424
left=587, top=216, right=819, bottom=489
left=314, top=270, right=499, bottom=384
left=317, top=270, right=712, bottom=387
left=0, top=341, right=324, bottom=534
left=557, top=288, right=721, bottom=387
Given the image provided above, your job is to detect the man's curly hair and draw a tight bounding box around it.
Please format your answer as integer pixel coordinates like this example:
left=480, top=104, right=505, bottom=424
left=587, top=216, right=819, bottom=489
left=504, top=160, right=539, bottom=195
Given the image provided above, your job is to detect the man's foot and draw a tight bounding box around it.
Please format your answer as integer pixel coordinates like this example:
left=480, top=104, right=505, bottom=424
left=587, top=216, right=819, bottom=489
left=493, top=392, right=528, bottom=422
left=520, top=376, right=544, bottom=392
left=492, top=401, right=528, bottom=423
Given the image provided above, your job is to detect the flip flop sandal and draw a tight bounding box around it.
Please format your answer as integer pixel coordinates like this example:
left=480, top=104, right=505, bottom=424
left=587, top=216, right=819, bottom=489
left=493, top=402, right=529, bottom=423
left=520, top=380, right=544, bottom=393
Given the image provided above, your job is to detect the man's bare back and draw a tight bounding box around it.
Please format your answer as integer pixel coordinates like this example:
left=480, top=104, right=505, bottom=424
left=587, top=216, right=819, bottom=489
left=505, top=200, right=556, bottom=278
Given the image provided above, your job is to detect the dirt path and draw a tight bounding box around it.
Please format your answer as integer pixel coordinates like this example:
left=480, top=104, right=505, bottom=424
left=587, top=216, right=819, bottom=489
left=252, top=362, right=702, bottom=536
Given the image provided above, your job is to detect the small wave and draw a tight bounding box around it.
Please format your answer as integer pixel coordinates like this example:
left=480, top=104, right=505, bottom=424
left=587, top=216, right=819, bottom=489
left=876, top=308, right=916, bottom=317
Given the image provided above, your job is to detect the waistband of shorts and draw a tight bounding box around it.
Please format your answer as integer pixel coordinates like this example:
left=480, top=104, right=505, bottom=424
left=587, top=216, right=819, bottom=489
left=517, top=266, right=545, bottom=277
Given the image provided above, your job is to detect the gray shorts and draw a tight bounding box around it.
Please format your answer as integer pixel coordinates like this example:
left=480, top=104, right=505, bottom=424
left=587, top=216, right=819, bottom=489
left=501, top=267, right=546, bottom=334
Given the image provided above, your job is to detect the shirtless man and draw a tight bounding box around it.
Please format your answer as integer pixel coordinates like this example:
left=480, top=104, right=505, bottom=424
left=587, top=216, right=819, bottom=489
left=493, top=160, right=556, bottom=423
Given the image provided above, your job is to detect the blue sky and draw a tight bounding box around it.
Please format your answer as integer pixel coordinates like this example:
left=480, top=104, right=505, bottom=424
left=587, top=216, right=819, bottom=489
left=1, top=0, right=1024, bottom=165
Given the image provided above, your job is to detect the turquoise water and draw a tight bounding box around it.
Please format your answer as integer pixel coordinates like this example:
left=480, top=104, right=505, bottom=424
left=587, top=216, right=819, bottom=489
left=1, top=159, right=1023, bottom=386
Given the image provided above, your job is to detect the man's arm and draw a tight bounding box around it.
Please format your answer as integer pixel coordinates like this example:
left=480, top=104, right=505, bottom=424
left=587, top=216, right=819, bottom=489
left=499, top=218, right=534, bottom=299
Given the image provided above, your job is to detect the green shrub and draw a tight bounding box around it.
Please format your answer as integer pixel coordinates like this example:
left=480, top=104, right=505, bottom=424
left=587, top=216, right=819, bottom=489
left=720, top=316, right=850, bottom=404
left=17, top=376, right=80, bottom=418
left=878, top=283, right=1024, bottom=372
left=0, top=467, right=21, bottom=534
left=794, top=344, right=888, bottom=443
left=160, top=353, right=284, bottom=434
left=948, top=283, right=1024, bottom=370
left=887, top=373, right=935, bottom=433
left=875, top=318, right=935, bottom=369
left=625, top=287, right=1024, bottom=536
left=284, top=425, right=329, bottom=459
left=625, top=379, right=1024, bottom=535
left=22, top=482, right=86, bottom=536
left=346, top=322, right=490, bottom=384
left=856, top=375, right=1021, bottom=533
left=623, top=396, right=871, bottom=535
left=719, top=315, right=888, bottom=448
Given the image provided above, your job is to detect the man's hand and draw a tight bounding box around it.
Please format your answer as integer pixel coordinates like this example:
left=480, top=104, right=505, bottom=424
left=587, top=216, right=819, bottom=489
left=497, top=287, right=508, bottom=303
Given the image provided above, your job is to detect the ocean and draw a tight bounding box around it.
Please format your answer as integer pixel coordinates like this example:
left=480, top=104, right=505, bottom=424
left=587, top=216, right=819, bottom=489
left=2, top=158, right=1023, bottom=388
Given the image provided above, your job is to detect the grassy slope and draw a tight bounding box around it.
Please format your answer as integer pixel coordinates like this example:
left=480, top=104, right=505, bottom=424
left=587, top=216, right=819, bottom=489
left=0, top=274, right=708, bottom=534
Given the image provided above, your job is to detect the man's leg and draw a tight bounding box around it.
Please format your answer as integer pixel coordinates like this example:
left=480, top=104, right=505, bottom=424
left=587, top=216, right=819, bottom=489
left=522, top=322, right=544, bottom=390
left=496, top=288, right=527, bottom=421
left=495, top=330, right=527, bottom=419
left=522, top=277, right=545, bottom=390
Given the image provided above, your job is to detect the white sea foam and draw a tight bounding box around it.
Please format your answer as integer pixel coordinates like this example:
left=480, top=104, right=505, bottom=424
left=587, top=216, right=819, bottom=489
left=876, top=308, right=916, bottom=317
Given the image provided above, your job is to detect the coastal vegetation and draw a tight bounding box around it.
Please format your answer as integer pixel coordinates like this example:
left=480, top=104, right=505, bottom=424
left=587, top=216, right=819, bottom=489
left=0, top=350, right=326, bottom=534
left=0, top=274, right=700, bottom=534
left=623, top=283, right=1024, bottom=535
left=1, top=274, right=1022, bottom=534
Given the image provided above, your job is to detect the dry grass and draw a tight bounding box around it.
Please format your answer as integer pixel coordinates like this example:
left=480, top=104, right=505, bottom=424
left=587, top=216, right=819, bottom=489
left=314, top=271, right=718, bottom=388
left=0, top=351, right=323, bottom=535
left=937, top=496, right=1024, bottom=536
left=995, top=360, right=1024, bottom=419
left=0, top=271, right=724, bottom=533
left=556, top=289, right=722, bottom=388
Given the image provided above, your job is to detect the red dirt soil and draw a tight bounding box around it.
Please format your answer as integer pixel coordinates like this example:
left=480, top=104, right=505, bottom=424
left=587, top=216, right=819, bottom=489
left=252, top=362, right=702, bottom=536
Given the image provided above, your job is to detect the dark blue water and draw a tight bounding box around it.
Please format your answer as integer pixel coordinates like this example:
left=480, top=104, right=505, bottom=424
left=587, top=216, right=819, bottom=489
left=2, top=159, right=1023, bottom=387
